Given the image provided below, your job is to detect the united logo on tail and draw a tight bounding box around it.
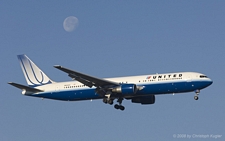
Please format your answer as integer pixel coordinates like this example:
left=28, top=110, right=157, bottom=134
left=17, top=55, right=54, bottom=87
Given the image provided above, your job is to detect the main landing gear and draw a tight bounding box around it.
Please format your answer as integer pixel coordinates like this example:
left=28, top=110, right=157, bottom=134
left=114, top=97, right=125, bottom=111
left=194, top=90, right=200, bottom=100
left=102, top=92, right=125, bottom=111
left=103, top=97, right=125, bottom=110
left=103, top=92, right=114, bottom=105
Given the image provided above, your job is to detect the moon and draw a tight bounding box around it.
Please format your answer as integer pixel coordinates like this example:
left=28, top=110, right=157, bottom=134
left=63, top=16, right=79, bottom=32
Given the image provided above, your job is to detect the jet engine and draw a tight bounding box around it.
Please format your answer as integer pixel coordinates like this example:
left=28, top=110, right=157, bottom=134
left=112, top=84, right=137, bottom=95
left=131, top=95, right=155, bottom=104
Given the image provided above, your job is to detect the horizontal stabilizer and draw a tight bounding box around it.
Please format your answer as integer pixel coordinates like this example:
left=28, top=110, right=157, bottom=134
left=8, top=82, right=44, bottom=93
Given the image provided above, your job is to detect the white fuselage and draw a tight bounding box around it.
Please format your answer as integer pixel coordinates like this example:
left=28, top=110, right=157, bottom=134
left=29, top=72, right=212, bottom=101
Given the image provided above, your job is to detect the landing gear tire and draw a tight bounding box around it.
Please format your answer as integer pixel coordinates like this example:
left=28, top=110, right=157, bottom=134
left=103, top=98, right=107, bottom=104
left=114, top=104, right=120, bottom=109
left=103, top=98, right=114, bottom=105
left=119, top=105, right=125, bottom=111
left=194, top=96, right=199, bottom=100
left=108, top=99, right=113, bottom=105
left=114, top=104, right=125, bottom=111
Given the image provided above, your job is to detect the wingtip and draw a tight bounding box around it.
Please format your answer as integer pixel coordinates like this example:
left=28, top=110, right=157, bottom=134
left=54, top=65, right=62, bottom=68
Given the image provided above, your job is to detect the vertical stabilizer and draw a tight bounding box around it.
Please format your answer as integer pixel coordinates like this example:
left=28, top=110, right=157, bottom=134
left=17, top=54, right=54, bottom=87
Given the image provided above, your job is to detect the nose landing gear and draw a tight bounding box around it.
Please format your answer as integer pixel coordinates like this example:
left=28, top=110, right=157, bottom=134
left=194, top=90, right=200, bottom=100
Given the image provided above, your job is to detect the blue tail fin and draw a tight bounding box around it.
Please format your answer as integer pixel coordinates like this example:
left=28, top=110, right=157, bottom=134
left=17, top=54, right=54, bottom=87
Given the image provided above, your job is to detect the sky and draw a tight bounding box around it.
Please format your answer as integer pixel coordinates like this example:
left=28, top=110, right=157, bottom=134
left=0, top=1, right=224, bottom=140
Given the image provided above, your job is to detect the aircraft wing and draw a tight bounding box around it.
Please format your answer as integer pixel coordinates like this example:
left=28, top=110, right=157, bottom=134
left=54, top=65, right=119, bottom=88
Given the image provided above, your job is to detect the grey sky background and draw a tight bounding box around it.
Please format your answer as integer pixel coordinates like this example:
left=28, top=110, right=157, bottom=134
left=0, top=1, right=224, bottom=141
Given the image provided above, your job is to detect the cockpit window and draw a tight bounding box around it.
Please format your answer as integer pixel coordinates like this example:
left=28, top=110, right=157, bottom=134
left=200, top=75, right=207, bottom=78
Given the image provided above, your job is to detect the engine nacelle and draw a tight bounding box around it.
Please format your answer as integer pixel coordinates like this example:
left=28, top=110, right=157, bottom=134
left=131, top=95, right=155, bottom=104
left=112, top=84, right=137, bottom=95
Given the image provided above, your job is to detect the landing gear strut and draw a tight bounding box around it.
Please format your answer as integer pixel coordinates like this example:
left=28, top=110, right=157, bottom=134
left=194, top=90, right=200, bottom=100
left=102, top=92, right=125, bottom=110
left=114, top=97, right=125, bottom=111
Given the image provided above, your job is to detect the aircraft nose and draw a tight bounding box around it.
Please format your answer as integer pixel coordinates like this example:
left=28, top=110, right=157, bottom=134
left=208, top=78, right=213, bottom=86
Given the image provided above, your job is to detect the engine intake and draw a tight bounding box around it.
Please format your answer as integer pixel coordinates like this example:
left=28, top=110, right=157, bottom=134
left=112, top=84, right=137, bottom=95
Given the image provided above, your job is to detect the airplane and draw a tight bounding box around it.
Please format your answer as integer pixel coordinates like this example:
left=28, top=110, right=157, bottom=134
left=8, top=54, right=213, bottom=111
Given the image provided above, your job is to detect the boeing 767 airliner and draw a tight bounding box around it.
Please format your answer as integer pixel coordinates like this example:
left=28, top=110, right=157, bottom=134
left=8, top=55, right=213, bottom=110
